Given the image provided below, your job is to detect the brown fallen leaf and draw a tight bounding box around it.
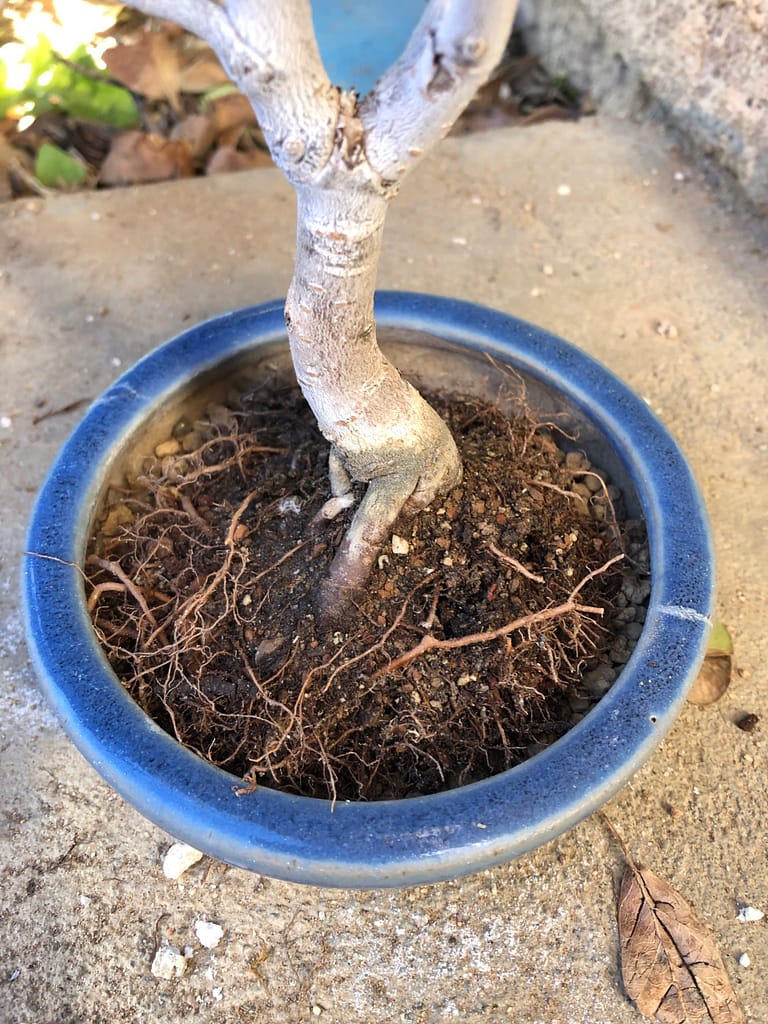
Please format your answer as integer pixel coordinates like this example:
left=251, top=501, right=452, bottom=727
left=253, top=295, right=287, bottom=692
left=206, top=144, right=273, bottom=176
left=618, top=859, right=745, bottom=1023
left=688, top=654, right=732, bottom=706
left=170, top=114, right=217, bottom=161
left=177, top=56, right=230, bottom=94
left=209, top=92, right=258, bottom=135
left=688, top=622, right=734, bottom=707
left=103, top=34, right=228, bottom=112
left=103, top=34, right=183, bottom=110
left=100, top=131, right=193, bottom=186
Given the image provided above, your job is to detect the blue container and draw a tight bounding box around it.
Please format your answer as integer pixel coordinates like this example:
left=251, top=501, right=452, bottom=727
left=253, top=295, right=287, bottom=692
left=312, top=2, right=422, bottom=93
left=22, top=294, right=713, bottom=888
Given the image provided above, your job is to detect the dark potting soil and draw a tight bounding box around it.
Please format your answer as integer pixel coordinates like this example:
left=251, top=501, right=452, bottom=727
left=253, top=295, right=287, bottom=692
left=86, top=377, right=648, bottom=802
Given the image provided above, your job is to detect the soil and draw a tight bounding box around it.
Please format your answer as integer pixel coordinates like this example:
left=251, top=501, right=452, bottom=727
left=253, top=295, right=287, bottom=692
left=85, top=375, right=647, bottom=803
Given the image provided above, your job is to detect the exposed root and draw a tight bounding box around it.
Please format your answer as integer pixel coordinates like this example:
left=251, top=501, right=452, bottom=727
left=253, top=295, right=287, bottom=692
left=85, top=379, right=645, bottom=801
left=371, top=563, right=619, bottom=680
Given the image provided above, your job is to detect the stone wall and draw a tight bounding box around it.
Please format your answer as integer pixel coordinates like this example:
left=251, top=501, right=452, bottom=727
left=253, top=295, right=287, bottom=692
left=517, top=0, right=768, bottom=209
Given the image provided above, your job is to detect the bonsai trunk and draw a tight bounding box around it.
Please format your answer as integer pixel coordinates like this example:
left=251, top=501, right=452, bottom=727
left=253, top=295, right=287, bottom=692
left=119, top=0, right=520, bottom=620
left=285, top=185, right=461, bottom=617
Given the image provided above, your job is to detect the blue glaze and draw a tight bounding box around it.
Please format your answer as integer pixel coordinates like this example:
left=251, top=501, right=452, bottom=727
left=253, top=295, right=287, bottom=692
left=311, top=2, right=422, bottom=95
left=22, top=294, right=714, bottom=888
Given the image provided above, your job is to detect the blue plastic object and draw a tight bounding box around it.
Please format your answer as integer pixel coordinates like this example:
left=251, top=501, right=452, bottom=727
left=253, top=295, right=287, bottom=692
left=312, top=2, right=422, bottom=93
left=22, top=293, right=714, bottom=888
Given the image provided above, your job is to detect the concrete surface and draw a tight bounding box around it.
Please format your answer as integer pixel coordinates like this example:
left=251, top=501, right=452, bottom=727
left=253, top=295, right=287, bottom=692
left=518, top=0, right=768, bottom=210
left=1, top=118, right=767, bottom=1023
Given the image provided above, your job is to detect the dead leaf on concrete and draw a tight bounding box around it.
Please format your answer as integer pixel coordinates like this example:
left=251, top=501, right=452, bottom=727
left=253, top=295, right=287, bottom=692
left=100, top=131, right=193, bottom=185
left=618, top=861, right=745, bottom=1023
left=688, top=621, right=734, bottom=706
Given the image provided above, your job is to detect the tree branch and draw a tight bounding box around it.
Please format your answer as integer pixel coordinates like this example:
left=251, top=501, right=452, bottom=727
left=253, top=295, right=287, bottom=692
left=360, top=0, right=519, bottom=184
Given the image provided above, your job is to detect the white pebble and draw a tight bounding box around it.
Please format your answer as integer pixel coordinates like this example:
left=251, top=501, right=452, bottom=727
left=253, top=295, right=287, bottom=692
left=278, top=495, right=303, bottom=514
left=151, top=946, right=188, bottom=979
left=655, top=319, right=679, bottom=339
left=542, top=263, right=554, bottom=277
left=162, top=842, right=203, bottom=879
left=737, top=905, right=764, bottom=923
left=451, top=236, right=468, bottom=246
left=738, top=952, right=751, bottom=968
left=195, top=919, right=224, bottom=948
left=391, top=535, right=410, bottom=555
left=556, top=183, right=572, bottom=196
left=0, top=415, right=12, bottom=429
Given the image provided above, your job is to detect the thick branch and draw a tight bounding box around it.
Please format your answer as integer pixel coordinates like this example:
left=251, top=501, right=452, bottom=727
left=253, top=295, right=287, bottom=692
left=360, top=0, right=519, bottom=184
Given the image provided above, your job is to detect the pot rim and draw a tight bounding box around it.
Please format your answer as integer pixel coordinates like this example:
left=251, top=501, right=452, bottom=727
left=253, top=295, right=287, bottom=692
left=22, top=292, right=714, bottom=888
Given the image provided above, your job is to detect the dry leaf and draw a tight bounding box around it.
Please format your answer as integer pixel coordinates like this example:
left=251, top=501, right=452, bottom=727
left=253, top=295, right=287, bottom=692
left=177, top=57, right=229, bottom=94
left=688, top=655, right=732, bottom=706
left=170, top=114, right=217, bottom=161
left=103, top=35, right=184, bottom=110
left=618, top=862, right=745, bottom=1023
left=102, top=35, right=227, bottom=112
left=689, top=622, right=734, bottom=706
left=100, top=131, right=193, bottom=185
left=210, top=93, right=258, bottom=135
left=206, top=144, right=273, bottom=176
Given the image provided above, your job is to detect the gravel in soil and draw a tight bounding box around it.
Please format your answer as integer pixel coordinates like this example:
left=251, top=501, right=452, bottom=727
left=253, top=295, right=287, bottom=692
left=86, top=376, right=648, bottom=802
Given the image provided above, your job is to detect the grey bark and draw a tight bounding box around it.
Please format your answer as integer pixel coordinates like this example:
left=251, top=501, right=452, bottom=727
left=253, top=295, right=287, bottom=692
left=123, top=0, right=519, bottom=620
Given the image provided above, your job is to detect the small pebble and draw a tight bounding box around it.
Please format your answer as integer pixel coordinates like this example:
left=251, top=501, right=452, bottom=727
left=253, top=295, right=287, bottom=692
left=162, top=842, right=203, bottom=879
left=557, top=183, right=572, bottom=196
left=737, top=906, right=764, bottom=923
left=195, top=920, right=224, bottom=949
left=278, top=496, right=303, bottom=515
left=392, top=535, right=410, bottom=555
left=151, top=946, right=187, bottom=979
left=738, top=952, right=751, bottom=968
left=154, top=439, right=181, bottom=458
left=655, top=320, right=679, bottom=339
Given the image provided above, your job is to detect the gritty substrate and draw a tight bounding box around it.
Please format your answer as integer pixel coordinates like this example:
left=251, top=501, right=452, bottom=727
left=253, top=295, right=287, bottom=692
left=85, top=377, right=648, bottom=802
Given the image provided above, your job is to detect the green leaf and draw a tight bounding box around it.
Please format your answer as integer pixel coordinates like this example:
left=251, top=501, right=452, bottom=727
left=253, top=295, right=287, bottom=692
left=59, top=74, right=139, bottom=128
left=35, top=142, right=87, bottom=188
left=38, top=51, right=140, bottom=129
left=201, top=82, right=239, bottom=106
left=708, top=620, right=733, bottom=655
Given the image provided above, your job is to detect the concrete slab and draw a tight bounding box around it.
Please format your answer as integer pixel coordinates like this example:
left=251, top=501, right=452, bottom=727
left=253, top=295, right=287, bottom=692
left=1, top=117, right=766, bottom=1023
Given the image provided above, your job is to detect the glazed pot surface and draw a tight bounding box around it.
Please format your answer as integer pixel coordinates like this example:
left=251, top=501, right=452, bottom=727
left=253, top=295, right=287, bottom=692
left=22, top=293, right=713, bottom=888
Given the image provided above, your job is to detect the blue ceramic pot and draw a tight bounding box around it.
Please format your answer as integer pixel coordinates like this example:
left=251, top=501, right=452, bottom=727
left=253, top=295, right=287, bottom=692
left=22, top=293, right=713, bottom=888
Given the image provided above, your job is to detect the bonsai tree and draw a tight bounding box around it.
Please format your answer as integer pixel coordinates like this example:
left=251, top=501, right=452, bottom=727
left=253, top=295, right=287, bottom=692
left=124, top=0, right=519, bottom=620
